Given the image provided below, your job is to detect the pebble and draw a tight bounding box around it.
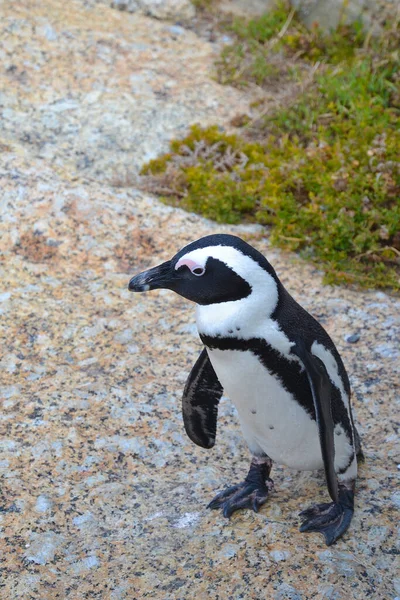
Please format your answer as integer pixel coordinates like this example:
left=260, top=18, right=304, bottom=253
left=346, top=333, right=360, bottom=343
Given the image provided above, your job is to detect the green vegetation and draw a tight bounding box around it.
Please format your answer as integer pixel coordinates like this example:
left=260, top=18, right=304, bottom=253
left=216, top=2, right=366, bottom=87
left=190, top=0, right=214, bottom=10
left=140, top=3, right=400, bottom=290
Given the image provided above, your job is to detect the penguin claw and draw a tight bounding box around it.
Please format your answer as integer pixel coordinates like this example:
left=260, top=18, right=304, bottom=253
left=207, top=484, right=243, bottom=510
left=299, top=502, right=333, bottom=520
left=208, top=480, right=273, bottom=518
left=299, top=501, right=354, bottom=546
left=252, top=497, right=260, bottom=513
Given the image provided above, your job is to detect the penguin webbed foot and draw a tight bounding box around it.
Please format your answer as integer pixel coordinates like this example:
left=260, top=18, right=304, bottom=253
left=299, top=487, right=354, bottom=546
left=207, top=455, right=274, bottom=518
left=208, top=479, right=273, bottom=518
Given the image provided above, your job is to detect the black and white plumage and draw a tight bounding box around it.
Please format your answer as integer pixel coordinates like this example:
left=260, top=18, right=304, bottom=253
left=128, top=234, right=362, bottom=545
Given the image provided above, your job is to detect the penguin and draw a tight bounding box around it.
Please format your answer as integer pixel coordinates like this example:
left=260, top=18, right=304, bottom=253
left=128, top=234, right=362, bottom=545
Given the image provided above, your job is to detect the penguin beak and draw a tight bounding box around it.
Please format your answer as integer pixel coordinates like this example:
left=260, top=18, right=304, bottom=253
left=128, top=260, right=173, bottom=292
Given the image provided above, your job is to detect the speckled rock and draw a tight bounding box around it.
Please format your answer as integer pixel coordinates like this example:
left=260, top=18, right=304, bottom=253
left=219, top=0, right=277, bottom=17
left=0, top=0, right=253, bottom=183
left=0, top=0, right=399, bottom=598
left=290, top=0, right=400, bottom=31
left=111, top=0, right=196, bottom=21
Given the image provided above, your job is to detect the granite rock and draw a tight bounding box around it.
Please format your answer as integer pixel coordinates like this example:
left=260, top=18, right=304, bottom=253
left=219, top=0, right=278, bottom=17
left=0, top=0, right=252, bottom=183
left=290, top=0, right=400, bottom=31
left=111, top=0, right=196, bottom=20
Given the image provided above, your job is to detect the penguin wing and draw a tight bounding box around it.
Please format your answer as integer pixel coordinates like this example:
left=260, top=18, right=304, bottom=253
left=292, top=339, right=339, bottom=503
left=182, top=348, right=223, bottom=449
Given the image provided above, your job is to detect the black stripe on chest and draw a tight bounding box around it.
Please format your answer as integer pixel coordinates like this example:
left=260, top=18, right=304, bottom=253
left=200, top=333, right=352, bottom=440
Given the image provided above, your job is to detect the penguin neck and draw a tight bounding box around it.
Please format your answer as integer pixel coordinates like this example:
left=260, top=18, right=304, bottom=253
left=195, top=271, right=280, bottom=340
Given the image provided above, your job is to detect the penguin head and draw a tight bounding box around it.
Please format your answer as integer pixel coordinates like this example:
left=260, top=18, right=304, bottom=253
left=129, top=234, right=280, bottom=308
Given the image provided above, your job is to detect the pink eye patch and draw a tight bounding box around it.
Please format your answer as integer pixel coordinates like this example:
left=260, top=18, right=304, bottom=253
left=175, top=257, right=205, bottom=276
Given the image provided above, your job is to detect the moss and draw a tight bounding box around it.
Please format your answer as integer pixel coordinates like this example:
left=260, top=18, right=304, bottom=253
left=140, top=10, right=400, bottom=291
left=231, top=3, right=290, bottom=43
left=191, top=0, right=214, bottom=8
left=142, top=125, right=264, bottom=223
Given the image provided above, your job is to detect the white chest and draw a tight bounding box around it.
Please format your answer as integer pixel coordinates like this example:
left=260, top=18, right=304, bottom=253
left=206, top=347, right=324, bottom=471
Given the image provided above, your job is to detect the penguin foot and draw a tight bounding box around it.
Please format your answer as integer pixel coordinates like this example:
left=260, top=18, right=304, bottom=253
left=207, top=479, right=274, bottom=518
left=208, top=455, right=274, bottom=518
left=299, top=488, right=354, bottom=546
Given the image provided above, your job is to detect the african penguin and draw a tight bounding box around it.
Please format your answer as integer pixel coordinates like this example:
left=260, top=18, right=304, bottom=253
left=128, top=234, right=362, bottom=545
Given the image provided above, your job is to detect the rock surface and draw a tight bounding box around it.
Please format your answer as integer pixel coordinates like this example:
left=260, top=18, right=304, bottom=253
left=1, top=0, right=399, bottom=598
left=290, top=0, right=400, bottom=31
left=110, top=0, right=196, bottom=21
left=0, top=0, right=251, bottom=183
left=219, top=0, right=278, bottom=17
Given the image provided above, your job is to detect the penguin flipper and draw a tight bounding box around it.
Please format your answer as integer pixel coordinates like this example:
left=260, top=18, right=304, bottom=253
left=182, top=348, right=223, bottom=449
left=291, top=339, right=338, bottom=503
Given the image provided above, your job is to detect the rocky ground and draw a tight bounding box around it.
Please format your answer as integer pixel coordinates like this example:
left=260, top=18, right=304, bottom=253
left=0, top=0, right=399, bottom=598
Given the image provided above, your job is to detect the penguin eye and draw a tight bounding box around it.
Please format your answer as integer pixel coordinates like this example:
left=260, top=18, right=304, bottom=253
left=175, top=257, right=206, bottom=277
